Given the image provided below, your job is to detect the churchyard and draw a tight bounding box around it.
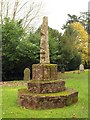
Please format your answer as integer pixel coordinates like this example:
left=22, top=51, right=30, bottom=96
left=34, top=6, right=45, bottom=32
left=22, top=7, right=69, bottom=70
left=1, top=15, right=89, bottom=119
left=1, top=0, right=89, bottom=118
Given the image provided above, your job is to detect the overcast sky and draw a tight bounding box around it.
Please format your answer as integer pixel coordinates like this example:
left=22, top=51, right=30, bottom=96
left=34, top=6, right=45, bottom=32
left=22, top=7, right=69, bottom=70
left=3, top=0, right=89, bottom=33
left=41, top=0, right=89, bottom=32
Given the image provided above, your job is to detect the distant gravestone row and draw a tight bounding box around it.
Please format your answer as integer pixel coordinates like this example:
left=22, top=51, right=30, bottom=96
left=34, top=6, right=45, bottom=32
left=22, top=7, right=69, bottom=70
left=23, top=68, right=30, bottom=80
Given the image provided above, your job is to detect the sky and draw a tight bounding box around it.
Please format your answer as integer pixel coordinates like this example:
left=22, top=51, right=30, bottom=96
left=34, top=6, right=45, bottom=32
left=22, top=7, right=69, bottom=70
left=41, top=0, right=89, bottom=32
left=2, top=0, right=89, bottom=33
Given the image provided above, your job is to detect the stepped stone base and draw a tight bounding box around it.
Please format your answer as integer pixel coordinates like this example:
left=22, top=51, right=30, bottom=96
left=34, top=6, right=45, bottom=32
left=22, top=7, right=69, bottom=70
left=32, top=64, right=57, bottom=80
left=18, top=88, right=78, bottom=109
left=27, top=80, right=65, bottom=93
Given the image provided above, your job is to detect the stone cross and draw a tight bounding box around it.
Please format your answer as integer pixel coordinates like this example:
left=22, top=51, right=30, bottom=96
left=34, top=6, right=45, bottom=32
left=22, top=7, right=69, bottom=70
left=23, top=68, right=30, bottom=80
left=40, top=16, right=50, bottom=64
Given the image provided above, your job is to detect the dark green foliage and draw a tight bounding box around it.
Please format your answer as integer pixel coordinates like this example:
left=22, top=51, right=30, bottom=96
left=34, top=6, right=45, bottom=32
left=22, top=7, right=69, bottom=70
left=68, top=55, right=81, bottom=70
left=48, top=27, right=60, bottom=63
left=2, top=18, right=40, bottom=80
left=2, top=18, right=25, bottom=80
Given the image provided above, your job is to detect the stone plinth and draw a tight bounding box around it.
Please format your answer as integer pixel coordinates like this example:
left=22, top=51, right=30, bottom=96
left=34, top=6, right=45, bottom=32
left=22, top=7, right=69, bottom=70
left=18, top=88, right=78, bottom=109
left=27, top=80, right=65, bottom=93
left=32, top=64, right=57, bottom=80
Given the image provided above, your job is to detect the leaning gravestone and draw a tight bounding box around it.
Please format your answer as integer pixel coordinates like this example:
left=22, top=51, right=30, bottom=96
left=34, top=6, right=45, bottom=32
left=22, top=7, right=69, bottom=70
left=79, top=64, right=84, bottom=71
left=18, top=16, right=78, bottom=109
left=23, top=68, right=30, bottom=80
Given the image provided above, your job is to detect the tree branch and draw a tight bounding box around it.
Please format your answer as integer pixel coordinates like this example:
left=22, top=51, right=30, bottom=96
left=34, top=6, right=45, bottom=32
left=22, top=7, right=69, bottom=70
left=12, top=0, right=19, bottom=20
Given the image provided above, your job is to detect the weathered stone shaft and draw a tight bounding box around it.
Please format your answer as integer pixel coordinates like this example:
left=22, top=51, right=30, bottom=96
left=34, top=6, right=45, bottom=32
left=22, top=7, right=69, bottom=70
left=40, top=16, right=50, bottom=64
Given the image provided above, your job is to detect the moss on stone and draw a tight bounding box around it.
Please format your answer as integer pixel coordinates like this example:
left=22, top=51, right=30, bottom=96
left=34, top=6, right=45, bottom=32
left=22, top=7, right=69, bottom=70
left=18, top=88, right=78, bottom=97
left=29, top=79, right=64, bottom=84
left=32, top=63, right=57, bottom=67
left=42, top=64, right=57, bottom=66
left=32, top=63, right=57, bottom=80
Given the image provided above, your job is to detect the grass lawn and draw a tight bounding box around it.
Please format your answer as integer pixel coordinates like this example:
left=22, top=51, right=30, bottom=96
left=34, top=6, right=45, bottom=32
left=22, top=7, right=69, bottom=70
left=1, top=70, right=88, bottom=118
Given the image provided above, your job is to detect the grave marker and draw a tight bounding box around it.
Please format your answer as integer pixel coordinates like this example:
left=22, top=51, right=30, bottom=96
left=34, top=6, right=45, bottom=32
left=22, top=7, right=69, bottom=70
left=23, top=68, right=30, bottom=80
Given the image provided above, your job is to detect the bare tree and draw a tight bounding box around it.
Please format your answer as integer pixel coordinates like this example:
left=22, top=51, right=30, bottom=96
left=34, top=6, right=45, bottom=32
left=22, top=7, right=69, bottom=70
left=0, top=0, right=3, bottom=24
left=0, top=0, right=44, bottom=31
left=12, top=0, right=19, bottom=20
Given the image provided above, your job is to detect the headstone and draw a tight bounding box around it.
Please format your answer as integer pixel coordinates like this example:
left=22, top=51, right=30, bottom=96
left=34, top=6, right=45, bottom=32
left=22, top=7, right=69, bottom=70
left=23, top=68, right=30, bottom=80
left=79, top=64, right=84, bottom=71
left=40, top=16, right=50, bottom=64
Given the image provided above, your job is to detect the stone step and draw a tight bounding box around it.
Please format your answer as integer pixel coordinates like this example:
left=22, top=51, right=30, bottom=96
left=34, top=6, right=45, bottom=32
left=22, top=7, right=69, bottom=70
left=27, top=80, right=65, bottom=93
left=18, top=88, right=78, bottom=109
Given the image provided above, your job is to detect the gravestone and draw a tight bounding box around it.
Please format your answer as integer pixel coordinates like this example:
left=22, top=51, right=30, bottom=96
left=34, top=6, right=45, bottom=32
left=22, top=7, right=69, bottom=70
left=79, top=64, right=84, bottom=71
left=18, top=16, right=78, bottom=109
left=23, top=68, right=30, bottom=80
